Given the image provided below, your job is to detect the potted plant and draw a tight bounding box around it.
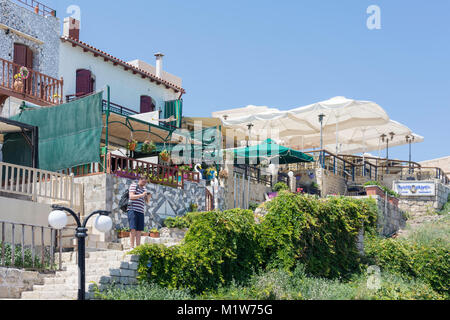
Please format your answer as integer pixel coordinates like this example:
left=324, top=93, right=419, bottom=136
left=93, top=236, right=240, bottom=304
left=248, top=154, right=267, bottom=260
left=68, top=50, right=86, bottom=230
left=13, top=67, right=29, bottom=92
left=141, top=140, right=156, bottom=154
left=116, top=227, right=130, bottom=238
left=364, top=181, right=386, bottom=198
left=204, top=167, right=216, bottom=181
left=149, top=228, right=160, bottom=238
left=142, top=227, right=150, bottom=237
left=159, top=149, right=170, bottom=162
left=387, top=190, right=400, bottom=207
left=189, top=202, right=198, bottom=213
left=127, top=139, right=138, bottom=152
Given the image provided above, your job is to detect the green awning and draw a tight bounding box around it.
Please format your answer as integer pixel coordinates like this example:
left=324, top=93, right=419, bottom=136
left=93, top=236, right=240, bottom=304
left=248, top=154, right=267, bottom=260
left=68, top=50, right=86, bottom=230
left=9, top=93, right=103, bottom=172
left=232, top=139, right=314, bottom=165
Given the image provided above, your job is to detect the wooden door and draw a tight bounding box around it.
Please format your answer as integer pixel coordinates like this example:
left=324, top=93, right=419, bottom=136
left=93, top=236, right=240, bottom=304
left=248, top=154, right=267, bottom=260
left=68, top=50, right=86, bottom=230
left=76, top=69, right=93, bottom=96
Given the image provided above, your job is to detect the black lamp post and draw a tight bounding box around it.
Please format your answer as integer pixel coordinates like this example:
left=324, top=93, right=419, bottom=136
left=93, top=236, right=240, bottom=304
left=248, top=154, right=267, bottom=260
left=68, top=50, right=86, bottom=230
left=381, top=132, right=395, bottom=173
left=247, top=123, right=254, bottom=147
left=49, top=205, right=112, bottom=300
left=318, top=114, right=325, bottom=168
left=406, top=135, right=415, bottom=173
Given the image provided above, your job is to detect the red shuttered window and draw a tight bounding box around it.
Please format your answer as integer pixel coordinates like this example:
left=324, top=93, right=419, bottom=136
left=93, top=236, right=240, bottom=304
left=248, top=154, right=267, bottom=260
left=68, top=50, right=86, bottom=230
left=140, top=95, right=155, bottom=113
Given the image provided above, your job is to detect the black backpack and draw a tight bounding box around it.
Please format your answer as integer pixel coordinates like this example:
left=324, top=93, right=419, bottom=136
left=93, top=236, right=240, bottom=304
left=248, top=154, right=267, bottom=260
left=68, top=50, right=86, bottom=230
left=119, top=189, right=130, bottom=212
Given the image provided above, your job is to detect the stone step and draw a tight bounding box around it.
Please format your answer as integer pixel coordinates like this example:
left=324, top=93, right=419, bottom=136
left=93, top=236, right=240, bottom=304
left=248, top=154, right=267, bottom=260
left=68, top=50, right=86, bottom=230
left=21, top=290, right=81, bottom=300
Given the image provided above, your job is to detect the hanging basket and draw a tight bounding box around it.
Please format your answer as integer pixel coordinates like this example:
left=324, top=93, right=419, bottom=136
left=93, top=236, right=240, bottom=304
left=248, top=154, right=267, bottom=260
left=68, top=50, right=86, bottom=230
left=127, top=139, right=138, bottom=152
left=159, top=150, right=170, bottom=162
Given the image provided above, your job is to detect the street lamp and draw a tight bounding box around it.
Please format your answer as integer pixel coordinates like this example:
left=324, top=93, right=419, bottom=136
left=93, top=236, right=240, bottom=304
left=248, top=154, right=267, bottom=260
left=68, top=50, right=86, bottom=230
left=381, top=132, right=395, bottom=173
left=48, top=205, right=112, bottom=300
left=406, top=135, right=415, bottom=173
left=318, top=114, right=325, bottom=168
left=247, top=123, right=254, bottom=147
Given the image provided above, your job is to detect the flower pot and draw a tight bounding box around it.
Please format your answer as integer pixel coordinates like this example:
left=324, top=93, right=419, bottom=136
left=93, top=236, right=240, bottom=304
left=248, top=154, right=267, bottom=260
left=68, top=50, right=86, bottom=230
left=150, top=232, right=160, bottom=238
left=117, top=231, right=130, bottom=238
left=141, top=232, right=150, bottom=237
left=364, top=185, right=385, bottom=198
left=388, top=197, right=399, bottom=207
left=13, top=80, right=23, bottom=92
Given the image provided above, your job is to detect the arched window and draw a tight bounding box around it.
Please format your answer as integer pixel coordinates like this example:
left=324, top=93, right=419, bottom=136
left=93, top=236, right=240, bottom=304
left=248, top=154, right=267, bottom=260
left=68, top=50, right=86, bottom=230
left=140, top=95, right=155, bottom=113
left=76, top=69, right=95, bottom=96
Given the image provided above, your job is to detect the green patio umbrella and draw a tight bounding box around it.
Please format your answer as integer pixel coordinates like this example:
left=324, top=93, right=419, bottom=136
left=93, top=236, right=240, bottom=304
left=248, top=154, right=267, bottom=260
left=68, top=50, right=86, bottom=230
left=232, top=139, right=314, bottom=165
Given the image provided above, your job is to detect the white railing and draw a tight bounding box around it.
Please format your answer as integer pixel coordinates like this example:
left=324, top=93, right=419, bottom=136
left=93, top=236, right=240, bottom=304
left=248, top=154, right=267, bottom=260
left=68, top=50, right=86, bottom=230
left=0, top=162, right=84, bottom=215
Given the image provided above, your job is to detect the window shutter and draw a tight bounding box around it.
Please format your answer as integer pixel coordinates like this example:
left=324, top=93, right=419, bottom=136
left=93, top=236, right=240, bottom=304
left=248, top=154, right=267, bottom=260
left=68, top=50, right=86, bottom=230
left=76, top=69, right=92, bottom=96
left=140, top=95, right=154, bottom=113
left=13, top=44, right=27, bottom=67
left=26, top=47, right=33, bottom=69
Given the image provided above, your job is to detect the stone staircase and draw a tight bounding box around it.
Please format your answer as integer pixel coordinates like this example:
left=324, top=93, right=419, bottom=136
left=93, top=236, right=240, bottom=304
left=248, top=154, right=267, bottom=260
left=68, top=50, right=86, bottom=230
left=20, top=249, right=136, bottom=300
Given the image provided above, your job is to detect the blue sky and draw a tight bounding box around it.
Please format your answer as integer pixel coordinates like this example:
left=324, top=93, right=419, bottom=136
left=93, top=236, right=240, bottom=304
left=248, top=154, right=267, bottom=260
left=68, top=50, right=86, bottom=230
left=45, top=0, right=450, bottom=162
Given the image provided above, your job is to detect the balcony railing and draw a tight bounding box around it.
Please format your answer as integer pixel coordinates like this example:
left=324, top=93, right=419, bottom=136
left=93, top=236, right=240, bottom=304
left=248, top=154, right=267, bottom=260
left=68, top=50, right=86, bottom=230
left=0, top=161, right=84, bottom=215
left=0, top=220, right=63, bottom=271
left=0, top=57, right=63, bottom=105
left=13, top=0, right=56, bottom=17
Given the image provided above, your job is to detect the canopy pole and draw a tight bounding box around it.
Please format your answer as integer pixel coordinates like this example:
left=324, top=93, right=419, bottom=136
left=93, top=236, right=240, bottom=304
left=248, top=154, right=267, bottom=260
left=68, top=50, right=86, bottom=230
left=335, top=114, right=339, bottom=156
left=104, top=85, right=110, bottom=173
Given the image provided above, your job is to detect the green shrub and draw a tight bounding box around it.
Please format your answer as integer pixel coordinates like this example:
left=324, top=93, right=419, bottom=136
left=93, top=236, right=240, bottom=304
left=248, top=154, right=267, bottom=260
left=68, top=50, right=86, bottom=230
left=273, top=182, right=289, bottom=192
left=131, top=209, right=262, bottom=294
left=364, top=236, right=449, bottom=297
left=259, top=193, right=378, bottom=278
left=439, top=195, right=450, bottom=215
left=163, top=216, right=190, bottom=229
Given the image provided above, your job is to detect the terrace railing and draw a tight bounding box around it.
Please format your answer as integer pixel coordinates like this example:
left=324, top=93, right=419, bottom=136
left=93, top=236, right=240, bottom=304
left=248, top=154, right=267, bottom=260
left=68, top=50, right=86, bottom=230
left=106, top=153, right=200, bottom=188
left=0, top=220, right=64, bottom=271
left=0, top=162, right=84, bottom=215
left=0, top=57, right=63, bottom=105
left=234, top=164, right=272, bottom=187
left=296, top=150, right=449, bottom=185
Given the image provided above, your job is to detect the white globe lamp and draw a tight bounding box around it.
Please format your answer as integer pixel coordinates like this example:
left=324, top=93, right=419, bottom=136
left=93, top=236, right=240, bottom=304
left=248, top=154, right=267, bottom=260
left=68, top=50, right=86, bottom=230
left=94, top=215, right=113, bottom=233
left=48, top=210, right=68, bottom=230
left=288, top=171, right=294, bottom=178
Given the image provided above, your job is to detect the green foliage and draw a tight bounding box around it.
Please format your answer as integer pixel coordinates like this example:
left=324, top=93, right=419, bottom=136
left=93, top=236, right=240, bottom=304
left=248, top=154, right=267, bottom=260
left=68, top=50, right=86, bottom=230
left=364, top=235, right=449, bottom=297
left=131, top=195, right=378, bottom=293
left=163, top=216, right=190, bottom=229
left=259, top=193, right=378, bottom=278
left=272, top=182, right=289, bottom=192
left=93, top=282, right=193, bottom=300
left=248, top=202, right=260, bottom=212
left=131, top=209, right=262, bottom=294
left=198, top=263, right=443, bottom=300
left=439, top=195, right=450, bottom=215
left=0, top=243, right=53, bottom=270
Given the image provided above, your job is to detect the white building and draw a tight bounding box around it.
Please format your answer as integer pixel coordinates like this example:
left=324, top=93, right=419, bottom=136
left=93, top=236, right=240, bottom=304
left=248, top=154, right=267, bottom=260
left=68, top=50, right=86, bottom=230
left=58, top=17, right=185, bottom=117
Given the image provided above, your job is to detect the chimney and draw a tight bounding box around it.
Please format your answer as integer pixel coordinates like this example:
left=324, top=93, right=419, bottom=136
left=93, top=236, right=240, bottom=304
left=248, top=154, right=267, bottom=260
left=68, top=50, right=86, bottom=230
left=154, top=52, right=164, bottom=79
left=63, top=17, right=80, bottom=40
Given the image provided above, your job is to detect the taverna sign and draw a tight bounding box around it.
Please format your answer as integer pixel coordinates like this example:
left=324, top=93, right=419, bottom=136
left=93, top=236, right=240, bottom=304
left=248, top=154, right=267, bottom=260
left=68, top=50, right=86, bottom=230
left=393, top=181, right=436, bottom=197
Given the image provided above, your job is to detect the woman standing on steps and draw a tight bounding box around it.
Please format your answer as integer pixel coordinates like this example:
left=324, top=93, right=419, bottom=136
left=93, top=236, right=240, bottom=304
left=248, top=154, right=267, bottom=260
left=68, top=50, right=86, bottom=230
left=128, top=176, right=151, bottom=248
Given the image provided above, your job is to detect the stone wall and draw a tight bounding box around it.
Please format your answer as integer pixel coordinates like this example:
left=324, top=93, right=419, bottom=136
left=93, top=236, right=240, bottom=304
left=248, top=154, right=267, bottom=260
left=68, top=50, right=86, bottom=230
left=0, top=0, right=60, bottom=78
left=352, top=195, right=407, bottom=237
left=318, top=168, right=347, bottom=196
left=0, top=267, right=45, bottom=298
left=398, top=181, right=450, bottom=216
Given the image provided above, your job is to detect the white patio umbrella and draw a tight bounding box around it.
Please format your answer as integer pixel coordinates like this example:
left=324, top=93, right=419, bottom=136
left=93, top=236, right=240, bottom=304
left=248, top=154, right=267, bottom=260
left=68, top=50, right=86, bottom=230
left=288, top=96, right=390, bottom=154
left=212, top=105, right=280, bottom=121
left=217, top=96, right=391, bottom=151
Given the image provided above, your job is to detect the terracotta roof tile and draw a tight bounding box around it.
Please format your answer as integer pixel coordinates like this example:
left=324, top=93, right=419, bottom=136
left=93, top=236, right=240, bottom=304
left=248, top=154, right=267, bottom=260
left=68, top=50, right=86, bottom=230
left=61, top=36, right=185, bottom=94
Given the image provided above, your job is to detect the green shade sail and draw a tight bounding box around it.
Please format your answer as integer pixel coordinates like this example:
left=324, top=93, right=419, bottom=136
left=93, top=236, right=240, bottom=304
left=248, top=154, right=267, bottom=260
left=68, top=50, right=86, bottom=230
left=9, top=93, right=103, bottom=172
left=232, top=139, right=314, bottom=165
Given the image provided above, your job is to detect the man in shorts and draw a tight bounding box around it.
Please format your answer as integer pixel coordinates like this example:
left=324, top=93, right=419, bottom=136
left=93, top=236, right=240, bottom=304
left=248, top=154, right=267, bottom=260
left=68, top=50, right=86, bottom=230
left=128, top=176, right=151, bottom=248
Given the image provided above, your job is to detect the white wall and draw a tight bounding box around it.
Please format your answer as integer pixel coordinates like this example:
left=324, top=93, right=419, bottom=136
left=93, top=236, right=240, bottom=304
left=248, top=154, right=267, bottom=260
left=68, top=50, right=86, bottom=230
left=58, top=42, right=180, bottom=112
